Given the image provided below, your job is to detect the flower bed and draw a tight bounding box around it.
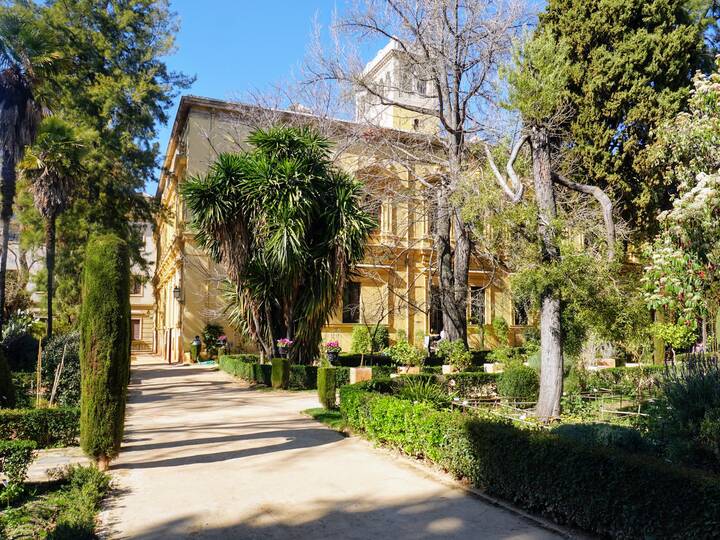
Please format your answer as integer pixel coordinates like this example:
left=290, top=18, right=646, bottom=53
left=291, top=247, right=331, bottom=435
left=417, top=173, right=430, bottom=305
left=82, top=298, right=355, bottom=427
left=339, top=383, right=720, bottom=537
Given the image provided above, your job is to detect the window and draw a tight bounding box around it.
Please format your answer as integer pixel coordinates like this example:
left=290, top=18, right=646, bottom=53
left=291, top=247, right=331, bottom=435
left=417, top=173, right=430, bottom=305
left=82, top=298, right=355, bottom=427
left=413, top=118, right=420, bottom=131
left=342, top=282, right=361, bottom=323
left=469, top=287, right=485, bottom=326
left=513, top=301, right=529, bottom=326
left=415, top=76, right=426, bottom=96
left=131, top=277, right=143, bottom=295
left=131, top=318, right=141, bottom=341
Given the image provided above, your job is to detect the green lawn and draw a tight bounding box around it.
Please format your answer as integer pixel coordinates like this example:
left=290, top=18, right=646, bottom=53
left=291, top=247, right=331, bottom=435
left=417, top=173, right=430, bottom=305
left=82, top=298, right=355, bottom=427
left=303, top=408, right=345, bottom=431
left=0, top=466, right=109, bottom=540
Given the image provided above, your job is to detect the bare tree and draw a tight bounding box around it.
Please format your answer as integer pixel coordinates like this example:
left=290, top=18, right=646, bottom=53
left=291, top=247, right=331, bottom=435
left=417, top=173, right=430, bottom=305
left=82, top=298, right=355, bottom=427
left=483, top=30, right=616, bottom=420
left=307, top=0, right=528, bottom=345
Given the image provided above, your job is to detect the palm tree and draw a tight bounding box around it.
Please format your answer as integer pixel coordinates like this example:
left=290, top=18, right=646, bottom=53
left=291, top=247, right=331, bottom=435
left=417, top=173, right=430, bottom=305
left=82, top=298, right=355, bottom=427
left=0, top=5, right=56, bottom=334
left=182, top=126, right=376, bottom=362
left=20, top=117, right=91, bottom=337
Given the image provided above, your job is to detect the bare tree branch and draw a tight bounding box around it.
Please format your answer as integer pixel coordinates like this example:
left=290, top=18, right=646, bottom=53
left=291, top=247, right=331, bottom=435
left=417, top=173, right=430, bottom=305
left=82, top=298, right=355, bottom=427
left=552, top=172, right=616, bottom=261
left=483, top=134, right=527, bottom=203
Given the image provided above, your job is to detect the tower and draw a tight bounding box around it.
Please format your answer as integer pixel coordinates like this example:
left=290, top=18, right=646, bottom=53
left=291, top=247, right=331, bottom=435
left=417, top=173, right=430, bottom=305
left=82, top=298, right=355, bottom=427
left=355, top=41, right=439, bottom=134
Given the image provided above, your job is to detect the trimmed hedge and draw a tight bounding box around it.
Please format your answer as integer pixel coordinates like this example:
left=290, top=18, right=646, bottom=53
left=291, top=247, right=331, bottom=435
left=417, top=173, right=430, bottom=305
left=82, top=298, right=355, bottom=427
left=0, top=408, right=79, bottom=448
left=290, top=365, right=318, bottom=390
left=335, top=367, right=350, bottom=387
left=318, top=367, right=337, bottom=409
left=219, top=357, right=381, bottom=392
left=440, top=372, right=500, bottom=399
left=0, top=439, right=36, bottom=498
left=335, top=353, right=393, bottom=367
left=271, top=358, right=290, bottom=389
left=339, top=386, right=720, bottom=538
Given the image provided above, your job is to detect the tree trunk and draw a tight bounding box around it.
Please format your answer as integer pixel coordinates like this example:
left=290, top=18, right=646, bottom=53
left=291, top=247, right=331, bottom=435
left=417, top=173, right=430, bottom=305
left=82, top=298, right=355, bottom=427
left=452, top=209, right=470, bottom=345
left=0, top=152, right=17, bottom=337
left=435, top=185, right=463, bottom=342
left=45, top=214, right=56, bottom=338
left=530, top=127, right=563, bottom=421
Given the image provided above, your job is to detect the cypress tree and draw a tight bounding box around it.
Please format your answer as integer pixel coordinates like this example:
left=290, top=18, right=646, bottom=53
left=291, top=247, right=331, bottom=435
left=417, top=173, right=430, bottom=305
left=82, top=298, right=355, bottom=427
left=79, top=234, right=130, bottom=470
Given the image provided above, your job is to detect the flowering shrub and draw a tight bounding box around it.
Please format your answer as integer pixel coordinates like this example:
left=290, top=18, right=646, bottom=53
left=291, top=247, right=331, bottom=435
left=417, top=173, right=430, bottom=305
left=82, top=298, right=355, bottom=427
left=324, top=340, right=341, bottom=353
left=276, top=338, right=293, bottom=348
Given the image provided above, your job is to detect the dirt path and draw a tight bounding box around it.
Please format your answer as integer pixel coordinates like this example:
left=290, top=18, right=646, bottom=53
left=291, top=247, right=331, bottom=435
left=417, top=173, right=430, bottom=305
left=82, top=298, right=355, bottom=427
left=99, top=356, right=563, bottom=539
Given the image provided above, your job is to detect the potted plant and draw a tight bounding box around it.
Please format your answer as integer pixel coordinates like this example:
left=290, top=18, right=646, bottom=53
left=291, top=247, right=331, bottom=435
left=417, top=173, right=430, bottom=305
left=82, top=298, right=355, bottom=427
left=384, top=336, right=424, bottom=374
left=324, top=340, right=342, bottom=364
left=436, top=339, right=472, bottom=374
left=277, top=338, right=293, bottom=358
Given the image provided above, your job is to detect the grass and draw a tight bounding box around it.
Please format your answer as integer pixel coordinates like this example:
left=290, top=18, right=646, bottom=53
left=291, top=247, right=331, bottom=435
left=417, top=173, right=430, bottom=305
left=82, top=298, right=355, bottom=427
left=303, top=407, right=345, bottom=431
left=0, top=465, right=110, bottom=539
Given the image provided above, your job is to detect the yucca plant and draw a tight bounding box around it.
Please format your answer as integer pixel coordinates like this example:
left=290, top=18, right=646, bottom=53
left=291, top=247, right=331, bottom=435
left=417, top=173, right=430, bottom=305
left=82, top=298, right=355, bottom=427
left=182, top=126, right=375, bottom=362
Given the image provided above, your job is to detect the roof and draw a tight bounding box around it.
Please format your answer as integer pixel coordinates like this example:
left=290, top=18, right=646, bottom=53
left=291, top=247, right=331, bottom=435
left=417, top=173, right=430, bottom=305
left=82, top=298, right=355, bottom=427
left=155, top=94, right=438, bottom=200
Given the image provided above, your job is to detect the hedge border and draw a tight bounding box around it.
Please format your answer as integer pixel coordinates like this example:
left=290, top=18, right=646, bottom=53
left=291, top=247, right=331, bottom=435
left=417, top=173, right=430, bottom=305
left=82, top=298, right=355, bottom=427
left=339, top=385, right=720, bottom=538
left=0, top=408, right=80, bottom=448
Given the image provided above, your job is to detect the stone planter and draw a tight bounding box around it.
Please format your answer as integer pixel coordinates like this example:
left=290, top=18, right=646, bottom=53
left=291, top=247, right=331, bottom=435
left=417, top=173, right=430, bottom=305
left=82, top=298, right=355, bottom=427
left=278, top=347, right=288, bottom=358
left=441, top=364, right=458, bottom=375
left=397, top=366, right=421, bottom=375
left=326, top=351, right=339, bottom=365
left=349, top=367, right=372, bottom=384
left=484, top=362, right=504, bottom=374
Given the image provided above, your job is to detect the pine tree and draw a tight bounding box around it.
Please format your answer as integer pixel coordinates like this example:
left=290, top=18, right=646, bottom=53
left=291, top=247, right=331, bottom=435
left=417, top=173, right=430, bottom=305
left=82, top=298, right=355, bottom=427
left=79, top=234, right=130, bottom=470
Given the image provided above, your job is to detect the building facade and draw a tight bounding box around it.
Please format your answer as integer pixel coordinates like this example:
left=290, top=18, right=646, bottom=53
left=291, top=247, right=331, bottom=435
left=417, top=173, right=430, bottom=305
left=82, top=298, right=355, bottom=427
left=153, top=45, right=528, bottom=363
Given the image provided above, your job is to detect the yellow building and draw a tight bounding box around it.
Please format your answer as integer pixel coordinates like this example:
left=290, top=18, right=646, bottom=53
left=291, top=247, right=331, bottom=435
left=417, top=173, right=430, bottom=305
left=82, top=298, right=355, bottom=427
left=154, top=45, right=528, bottom=363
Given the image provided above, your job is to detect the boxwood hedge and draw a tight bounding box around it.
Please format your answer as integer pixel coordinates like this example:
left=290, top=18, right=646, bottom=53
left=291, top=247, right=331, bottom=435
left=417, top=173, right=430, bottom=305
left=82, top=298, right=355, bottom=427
left=339, top=384, right=720, bottom=538
left=0, top=408, right=79, bottom=448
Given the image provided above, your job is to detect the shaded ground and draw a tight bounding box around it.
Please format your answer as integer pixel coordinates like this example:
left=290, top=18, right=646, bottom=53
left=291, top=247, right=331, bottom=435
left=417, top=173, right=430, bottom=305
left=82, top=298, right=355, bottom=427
left=99, top=356, right=563, bottom=539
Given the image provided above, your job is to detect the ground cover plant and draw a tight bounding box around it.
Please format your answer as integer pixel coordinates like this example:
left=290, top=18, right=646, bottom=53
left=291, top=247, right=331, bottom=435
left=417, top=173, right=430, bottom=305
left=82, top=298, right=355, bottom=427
left=0, top=465, right=110, bottom=540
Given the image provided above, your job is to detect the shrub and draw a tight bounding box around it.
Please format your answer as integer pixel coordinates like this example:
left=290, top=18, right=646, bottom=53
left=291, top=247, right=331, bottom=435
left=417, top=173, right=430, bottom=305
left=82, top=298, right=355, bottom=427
left=201, top=323, right=224, bottom=357
left=350, top=326, right=372, bottom=356
left=41, top=332, right=81, bottom=407
left=497, top=364, right=539, bottom=403
left=339, top=387, right=720, bottom=538
left=487, top=346, right=525, bottom=365
left=0, top=439, right=36, bottom=502
left=435, top=340, right=472, bottom=371
left=12, top=372, right=33, bottom=408
left=336, top=353, right=392, bottom=367
left=335, top=367, right=350, bottom=387
left=372, top=325, right=390, bottom=351
left=4, top=333, right=39, bottom=373
left=0, top=408, right=79, bottom=447
left=440, top=372, right=499, bottom=400
left=397, top=377, right=451, bottom=409
left=492, top=316, right=509, bottom=345
left=0, top=347, right=16, bottom=408
left=552, top=423, right=648, bottom=453
left=79, top=234, right=131, bottom=468
left=47, top=465, right=111, bottom=539
left=271, top=358, right=290, bottom=389
left=318, top=367, right=337, bottom=409
left=383, top=338, right=425, bottom=367
left=3, top=309, right=40, bottom=372
left=289, top=365, right=318, bottom=390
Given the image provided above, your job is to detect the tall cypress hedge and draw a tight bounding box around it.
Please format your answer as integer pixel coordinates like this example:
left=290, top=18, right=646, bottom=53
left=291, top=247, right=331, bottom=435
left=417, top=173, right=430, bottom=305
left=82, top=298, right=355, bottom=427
left=79, top=234, right=130, bottom=469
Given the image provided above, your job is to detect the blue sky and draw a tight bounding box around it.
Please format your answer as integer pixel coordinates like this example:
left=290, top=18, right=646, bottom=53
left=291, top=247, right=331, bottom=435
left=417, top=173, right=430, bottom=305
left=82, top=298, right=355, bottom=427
left=149, top=0, right=347, bottom=192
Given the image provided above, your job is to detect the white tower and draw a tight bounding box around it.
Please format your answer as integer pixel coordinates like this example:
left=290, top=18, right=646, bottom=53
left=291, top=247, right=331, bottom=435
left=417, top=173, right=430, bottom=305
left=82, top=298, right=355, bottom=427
left=355, top=41, right=439, bottom=134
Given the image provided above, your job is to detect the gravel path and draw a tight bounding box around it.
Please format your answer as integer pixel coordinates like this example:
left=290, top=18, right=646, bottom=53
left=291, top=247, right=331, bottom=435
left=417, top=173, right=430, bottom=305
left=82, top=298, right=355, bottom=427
left=99, top=356, right=563, bottom=539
